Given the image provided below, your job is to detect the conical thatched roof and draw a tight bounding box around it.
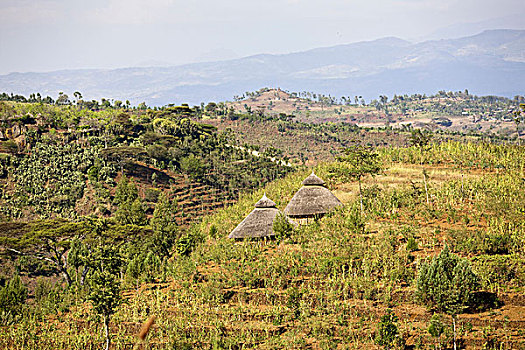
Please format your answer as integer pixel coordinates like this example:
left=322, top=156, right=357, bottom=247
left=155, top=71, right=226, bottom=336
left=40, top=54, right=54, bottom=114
left=302, top=172, right=325, bottom=186
left=284, top=172, right=342, bottom=217
left=229, top=194, right=295, bottom=239
left=254, top=193, right=276, bottom=208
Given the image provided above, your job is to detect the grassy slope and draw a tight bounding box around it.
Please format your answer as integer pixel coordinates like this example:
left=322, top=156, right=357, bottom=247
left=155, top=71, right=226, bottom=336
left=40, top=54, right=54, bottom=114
left=3, top=142, right=525, bottom=349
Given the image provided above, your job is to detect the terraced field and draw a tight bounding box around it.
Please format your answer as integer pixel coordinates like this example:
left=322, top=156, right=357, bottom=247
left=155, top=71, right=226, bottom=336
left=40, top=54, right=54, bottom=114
left=3, top=142, right=524, bottom=349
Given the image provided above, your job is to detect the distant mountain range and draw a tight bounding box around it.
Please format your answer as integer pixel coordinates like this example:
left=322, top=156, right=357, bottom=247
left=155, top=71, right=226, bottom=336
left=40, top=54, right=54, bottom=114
left=1, top=29, right=524, bottom=106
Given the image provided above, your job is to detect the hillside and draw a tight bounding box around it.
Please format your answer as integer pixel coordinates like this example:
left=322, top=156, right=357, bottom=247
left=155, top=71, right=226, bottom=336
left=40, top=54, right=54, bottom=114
left=0, top=101, right=293, bottom=224
left=198, top=88, right=521, bottom=164
left=203, top=116, right=408, bottom=165
left=0, top=30, right=524, bottom=105
left=226, top=88, right=521, bottom=131
left=1, top=96, right=525, bottom=349
left=1, top=141, right=524, bottom=349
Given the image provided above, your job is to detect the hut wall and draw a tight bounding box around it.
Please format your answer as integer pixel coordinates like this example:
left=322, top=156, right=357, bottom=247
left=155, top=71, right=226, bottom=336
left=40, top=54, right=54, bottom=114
left=290, top=214, right=323, bottom=225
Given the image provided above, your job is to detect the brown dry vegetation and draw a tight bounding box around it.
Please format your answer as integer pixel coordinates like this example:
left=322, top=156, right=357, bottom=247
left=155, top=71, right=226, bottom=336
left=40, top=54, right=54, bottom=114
left=204, top=118, right=408, bottom=165
left=224, top=89, right=519, bottom=139
left=2, top=142, right=524, bottom=349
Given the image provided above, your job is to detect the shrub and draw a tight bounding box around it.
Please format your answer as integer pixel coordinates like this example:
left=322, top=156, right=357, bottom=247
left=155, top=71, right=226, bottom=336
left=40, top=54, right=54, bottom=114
left=287, top=286, right=303, bottom=319
left=0, top=274, right=27, bottom=322
left=416, top=245, right=480, bottom=314
left=176, top=235, right=196, bottom=257
left=176, top=229, right=202, bottom=257
left=428, top=313, right=446, bottom=349
left=472, top=254, right=524, bottom=288
left=344, top=203, right=366, bottom=235
left=482, top=232, right=512, bottom=255
left=87, top=166, right=100, bottom=182
left=406, top=237, right=419, bottom=252
left=209, top=225, right=218, bottom=238
left=273, top=212, right=294, bottom=239
left=375, top=309, right=399, bottom=349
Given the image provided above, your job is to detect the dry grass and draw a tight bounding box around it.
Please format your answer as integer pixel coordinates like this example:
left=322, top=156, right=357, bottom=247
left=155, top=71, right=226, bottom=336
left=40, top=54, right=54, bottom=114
left=2, top=147, right=525, bottom=349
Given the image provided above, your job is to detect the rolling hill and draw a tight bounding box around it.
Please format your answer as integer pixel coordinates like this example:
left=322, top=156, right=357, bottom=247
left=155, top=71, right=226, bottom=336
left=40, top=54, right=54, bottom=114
left=0, top=29, right=524, bottom=106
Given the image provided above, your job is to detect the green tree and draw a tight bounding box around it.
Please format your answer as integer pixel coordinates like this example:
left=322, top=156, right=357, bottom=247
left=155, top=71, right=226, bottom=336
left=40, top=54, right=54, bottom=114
left=2, top=219, right=91, bottom=286
left=115, top=198, right=146, bottom=226
left=56, top=92, right=70, bottom=105
left=86, top=245, right=123, bottom=350
left=113, top=176, right=146, bottom=225
left=327, top=145, right=383, bottom=212
left=409, top=129, right=432, bottom=150
left=0, top=101, right=16, bottom=121
left=379, top=95, right=389, bottom=115
left=417, top=245, right=480, bottom=349
left=113, top=175, right=138, bottom=205
left=68, top=238, right=89, bottom=285
left=513, top=103, right=525, bottom=145
left=101, top=98, right=112, bottom=109
left=180, top=154, right=205, bottom=180
left=150, top=193, right=179, bottom=257
left=272, top=212, right=294, bottom=239
left=205, top=102, right=218, bottom=115
left=73, top=91, right=83, bottom=105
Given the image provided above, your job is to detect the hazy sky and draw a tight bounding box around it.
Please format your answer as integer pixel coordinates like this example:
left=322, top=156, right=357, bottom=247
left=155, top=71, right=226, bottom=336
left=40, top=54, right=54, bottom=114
left=1, top=0, right=524, bottom=74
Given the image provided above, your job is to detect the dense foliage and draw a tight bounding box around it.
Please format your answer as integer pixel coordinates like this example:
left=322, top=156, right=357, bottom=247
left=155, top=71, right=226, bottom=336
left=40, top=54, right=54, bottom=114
left=416, top=245, right=480, bottom=314
left=0, top=100, right=293, bottom=222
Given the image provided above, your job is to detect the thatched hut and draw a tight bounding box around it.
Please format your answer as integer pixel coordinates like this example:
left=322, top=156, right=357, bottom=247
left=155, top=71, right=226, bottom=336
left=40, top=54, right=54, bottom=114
left=228, top=194, right=296, bottom=239
left=284, top=171, right=342, bottom=224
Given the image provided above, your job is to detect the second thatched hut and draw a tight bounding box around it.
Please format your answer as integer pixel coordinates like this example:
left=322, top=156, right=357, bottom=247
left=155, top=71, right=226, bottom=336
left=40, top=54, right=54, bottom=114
left=284, top=171, right=342, bottom=224
left=229, top=194, right=296, bottom=239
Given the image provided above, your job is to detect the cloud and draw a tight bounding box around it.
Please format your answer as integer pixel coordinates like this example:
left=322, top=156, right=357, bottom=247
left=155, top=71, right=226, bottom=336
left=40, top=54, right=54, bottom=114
left=0, top=0, right=61, bottom=25
left=86, top=0, right=178, bottom=25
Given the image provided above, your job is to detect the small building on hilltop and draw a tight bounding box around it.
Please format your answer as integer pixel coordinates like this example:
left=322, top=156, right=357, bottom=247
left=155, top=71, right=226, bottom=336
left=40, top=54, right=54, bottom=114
left=284, top=171, right=342, bottom=224
left=229, top=194, right=296, bottom=239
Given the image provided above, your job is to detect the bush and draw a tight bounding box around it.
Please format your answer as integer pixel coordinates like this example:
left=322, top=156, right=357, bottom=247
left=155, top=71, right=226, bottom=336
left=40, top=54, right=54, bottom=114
left=0, top=274, right=27, bottom=321
left=33, top=278, right=67, bottom=315
left=87, top=166, right=100, bottom=182
left=482, top=232, right=512, bottom=255
left=406, top=237, right=419, bottom=252
left=427, top=313, right=446, bottom=348
left=176, top=229, right=202, bottom=257
left=209, top=225, right=218, bottom=238
left=344, top=203, right=366, bottom=235
left=472, top=254, right=524, bottom=288
left=273, top=212, right=294, bottom=239
left=416, top=245, right=480, bottom=314
left=375, top=309, right=399, bottom=349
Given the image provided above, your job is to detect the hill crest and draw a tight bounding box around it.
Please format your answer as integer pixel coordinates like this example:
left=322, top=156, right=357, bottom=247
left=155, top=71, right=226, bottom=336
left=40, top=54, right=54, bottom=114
left=0, top=29, right=524, bottom=105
